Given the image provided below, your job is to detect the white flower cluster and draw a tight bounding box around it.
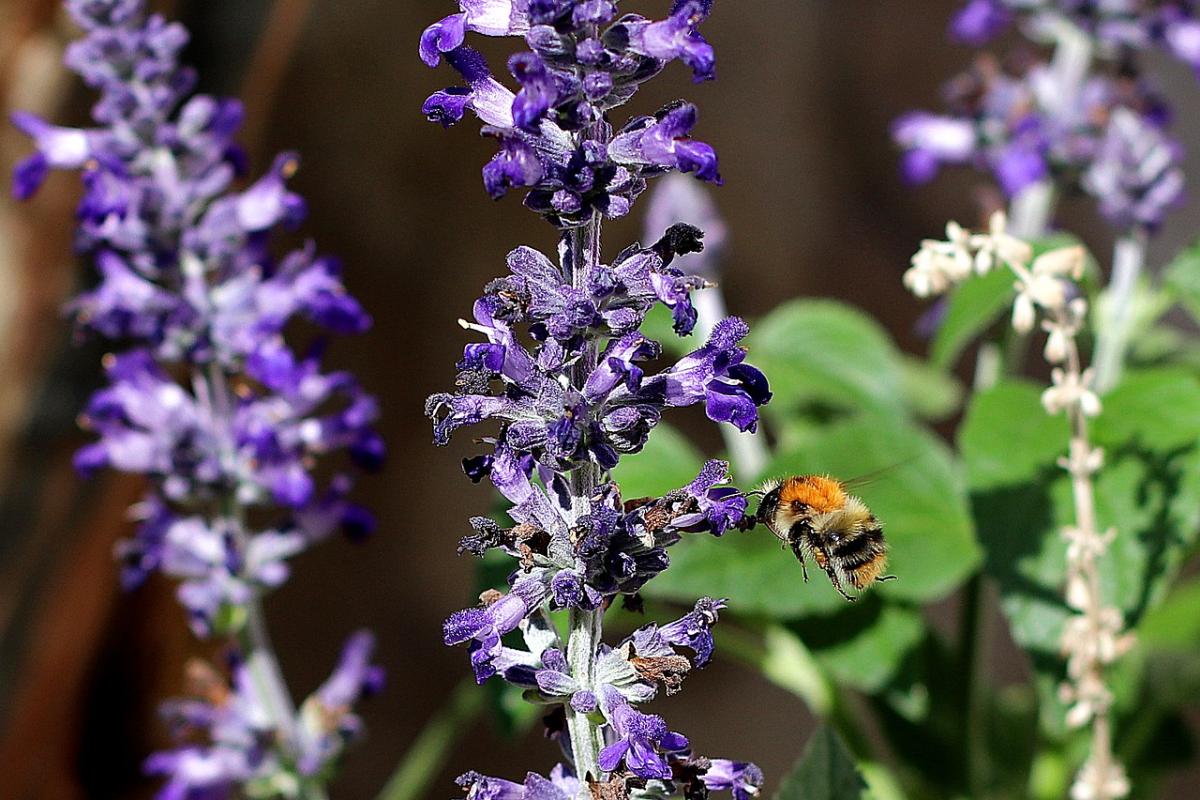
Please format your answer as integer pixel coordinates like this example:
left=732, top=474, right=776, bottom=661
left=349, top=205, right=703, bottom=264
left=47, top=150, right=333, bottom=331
left=906, top=213, right=1133, bottom=800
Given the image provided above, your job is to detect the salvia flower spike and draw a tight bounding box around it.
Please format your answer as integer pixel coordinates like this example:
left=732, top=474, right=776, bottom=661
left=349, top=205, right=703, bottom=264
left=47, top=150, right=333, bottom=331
left=420, top=1, right=769, bottom=795
left=12, top=1, right=382, bottom=795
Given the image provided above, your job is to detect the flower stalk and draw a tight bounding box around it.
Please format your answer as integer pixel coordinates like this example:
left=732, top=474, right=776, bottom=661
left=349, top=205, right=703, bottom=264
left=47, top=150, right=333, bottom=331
left=906, top=213, right=1133, bottom=800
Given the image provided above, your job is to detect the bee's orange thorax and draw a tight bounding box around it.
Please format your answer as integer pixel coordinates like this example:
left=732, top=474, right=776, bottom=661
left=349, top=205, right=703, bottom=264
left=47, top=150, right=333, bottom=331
left=778, top=475, right=847, bottom=514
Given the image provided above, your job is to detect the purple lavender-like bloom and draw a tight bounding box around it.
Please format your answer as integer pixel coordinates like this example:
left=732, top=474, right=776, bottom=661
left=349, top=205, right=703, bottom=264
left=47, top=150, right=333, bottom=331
left=420, top=0, right=722, bottom=225
left=424, top=1, right=764, bottom=793
left=13, top=1, right=380, bottom=793
left=893, top=52, right=1185, bottom=231
left=598, top=689, right=690, bottom=780
left=457, top=765, right=581, bottom=800
left=1084, top=107, right=1185, bottom=230
left=702, top=760, right=766, bottom=800
left=946, top=0, right=1200, bottom=64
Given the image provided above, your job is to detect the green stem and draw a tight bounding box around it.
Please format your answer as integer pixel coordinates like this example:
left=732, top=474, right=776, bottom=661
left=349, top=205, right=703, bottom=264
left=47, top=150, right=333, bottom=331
left=958, top=574, right=988, bottom=798
left=375, top=679, right=487, bottom=800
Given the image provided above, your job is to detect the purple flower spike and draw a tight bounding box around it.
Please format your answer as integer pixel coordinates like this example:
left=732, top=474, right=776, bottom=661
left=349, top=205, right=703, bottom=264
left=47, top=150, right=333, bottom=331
left=421, top=0, right=767, bottom=788
left=12, top=1, right=381, bottom=793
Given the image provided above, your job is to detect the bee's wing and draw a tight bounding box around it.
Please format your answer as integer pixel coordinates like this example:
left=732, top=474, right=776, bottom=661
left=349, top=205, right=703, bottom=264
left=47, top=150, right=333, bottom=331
left=841, top=456, right=920, bottom=490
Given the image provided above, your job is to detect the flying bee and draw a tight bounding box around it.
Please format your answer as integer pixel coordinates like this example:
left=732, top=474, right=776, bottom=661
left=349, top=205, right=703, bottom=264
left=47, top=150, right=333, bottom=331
left=751, top=474, right=896, bottom=601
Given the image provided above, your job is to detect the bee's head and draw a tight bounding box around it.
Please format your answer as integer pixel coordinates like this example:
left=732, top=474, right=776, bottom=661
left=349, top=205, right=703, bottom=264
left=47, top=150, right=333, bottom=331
left=755, top=485, right=781, bottom=525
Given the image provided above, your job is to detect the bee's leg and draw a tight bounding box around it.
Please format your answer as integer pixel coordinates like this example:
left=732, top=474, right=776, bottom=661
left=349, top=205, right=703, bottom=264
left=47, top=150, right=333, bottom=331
left=790, top=538, right=810, bottom=583
left=877, top=574, right=899, bottom=583
left=825, top=565, right=857, bottom=602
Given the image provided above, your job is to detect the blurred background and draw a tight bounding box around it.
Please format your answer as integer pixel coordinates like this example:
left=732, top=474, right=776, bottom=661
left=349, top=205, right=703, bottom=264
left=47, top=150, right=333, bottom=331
left=0, top=0, right=1197, bottom=797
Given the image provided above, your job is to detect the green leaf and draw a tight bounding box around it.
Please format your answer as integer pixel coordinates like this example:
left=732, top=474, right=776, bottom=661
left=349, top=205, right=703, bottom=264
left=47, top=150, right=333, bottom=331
left=775, top=725, right=867, bottom=800
left=959, top=370, right=1200, bottom=663
left=610, top=422, right=704, bottom=498
left=647, top=413, right=979, bottom=617
left=1139, top=578, right=1200, bottom=651
left=931, top=266, right=1015, bottom=369
left=789, top=598, right=925, bottom=692
left=898, top=354, right=964, bottom=421
left=747, top=300, right=905, bottom=419
left=1164, top=238, right=1200, bottom=323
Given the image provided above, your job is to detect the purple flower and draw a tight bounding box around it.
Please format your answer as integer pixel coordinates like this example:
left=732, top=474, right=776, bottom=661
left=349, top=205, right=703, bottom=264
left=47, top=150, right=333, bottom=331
left=659, top=597, right=727, bottom=666
left=419, top=1, right=724, bottom=223
left=703, top=759, right=766, bottom=800
left=419, top=1, right=531, bottom=67
left=891, top=112, right=976, bottom=185
left=598, top=691, right=690, bottom=780
left=894, top=52, right=1185, bottom=229
left=444, top=575, right=551, bottom=683
left=949, top=0, right=1011, bottom=45
left=631, top=318, right=771, bottom=433
left=146, top=659, right=277, bottom=798
left=13, top=3, right=381, bottom=794
left=295, top=632, right=385, bottom=777
left=621, top=0, right=717, bottom=81
left=457, top=765, right=580, bottom=800
left=611, top=102, right=722, bottom=184
left=1084, top=107, right=1185, bottom=230
left=421, top=0, right=768, bottom=789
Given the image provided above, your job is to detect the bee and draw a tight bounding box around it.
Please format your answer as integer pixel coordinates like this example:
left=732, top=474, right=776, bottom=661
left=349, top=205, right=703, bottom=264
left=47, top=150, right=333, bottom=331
left=752, top=474, right=896, bottom=601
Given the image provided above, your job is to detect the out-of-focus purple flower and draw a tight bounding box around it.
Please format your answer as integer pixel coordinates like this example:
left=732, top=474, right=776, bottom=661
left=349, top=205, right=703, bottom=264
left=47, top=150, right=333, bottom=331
left=943, top=0, right=1200, bottom=72
left=1084, top=107, right=1185, bottom=230
left=146, top=659, right=277, bottom=798
left=295, top=632, right=385, bottom=777
left=13, top=2, right=381, bottom=794
left=949, top=0, right=1012, bottom=45
left=702, top=759, right=766, bottom=800
left=893, top=53, right=1185, bottom=230
left=891, top=112, right=978, bottom=185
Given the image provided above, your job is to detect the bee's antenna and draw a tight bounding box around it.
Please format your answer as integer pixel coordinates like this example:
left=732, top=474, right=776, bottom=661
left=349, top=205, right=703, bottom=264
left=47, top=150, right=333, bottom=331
left=741, top=489, right=767, bottom=499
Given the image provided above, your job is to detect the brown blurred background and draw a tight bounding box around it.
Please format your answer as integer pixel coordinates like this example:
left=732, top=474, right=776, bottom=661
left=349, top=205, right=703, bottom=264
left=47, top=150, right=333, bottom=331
left=0, top=0, right=1197, bottom=797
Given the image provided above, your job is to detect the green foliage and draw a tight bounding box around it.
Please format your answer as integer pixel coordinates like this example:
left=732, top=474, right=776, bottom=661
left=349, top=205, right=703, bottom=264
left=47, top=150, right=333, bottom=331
left=747, top=299, right=908, bottom=419
left=931, top=265, right=1015, bottom=369
left=959, top=370, right=1200, bottom=742
left=775, top=726, right=867, bottom=800
left=898, top=354, right=964, bottom=421
left=610, top=421, right=705, bottom=497
left=1164, top=238, right=1200, bottom=324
